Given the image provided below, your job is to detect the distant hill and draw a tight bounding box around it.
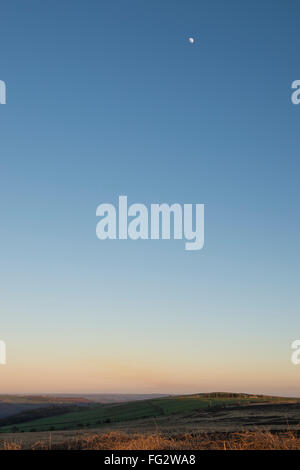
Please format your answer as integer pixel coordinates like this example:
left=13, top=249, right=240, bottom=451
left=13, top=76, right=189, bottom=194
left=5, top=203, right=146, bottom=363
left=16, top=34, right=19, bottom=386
left=1, top=392, right=298, bottom=434
left=0, top=393, right=167, bottom=421
left=0, top=395, right=91, bottom=405
left=0, top=393, right=167, bottom=405
left=0, top=395, right=92, bottom=420
left=38, top=393, right=168, bottom=403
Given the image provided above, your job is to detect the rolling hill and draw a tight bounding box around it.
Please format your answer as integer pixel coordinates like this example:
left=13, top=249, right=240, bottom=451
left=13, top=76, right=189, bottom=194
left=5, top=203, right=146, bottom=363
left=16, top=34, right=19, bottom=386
left=0, top=392, right=297, bottom=434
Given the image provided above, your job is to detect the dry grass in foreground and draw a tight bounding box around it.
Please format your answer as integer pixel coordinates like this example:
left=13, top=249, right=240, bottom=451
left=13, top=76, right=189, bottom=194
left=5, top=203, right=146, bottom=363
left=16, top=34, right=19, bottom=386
left=2, top=430, right=300, bottom=450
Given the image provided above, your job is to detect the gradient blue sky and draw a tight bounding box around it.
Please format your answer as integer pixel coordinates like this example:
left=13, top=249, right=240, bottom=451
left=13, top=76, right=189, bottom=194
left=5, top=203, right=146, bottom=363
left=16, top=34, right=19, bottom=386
left=1, top=0, right=300, bottom=395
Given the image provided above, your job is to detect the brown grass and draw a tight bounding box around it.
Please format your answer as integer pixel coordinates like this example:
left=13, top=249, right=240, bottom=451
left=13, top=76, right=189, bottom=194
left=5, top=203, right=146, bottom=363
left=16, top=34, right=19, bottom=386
left=1, top=430, right=300, bottom=450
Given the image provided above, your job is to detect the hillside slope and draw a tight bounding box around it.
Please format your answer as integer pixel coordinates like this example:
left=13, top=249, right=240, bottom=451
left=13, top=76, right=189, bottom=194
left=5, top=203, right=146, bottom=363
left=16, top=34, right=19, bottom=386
left=1, top=392, right=297, bottom=433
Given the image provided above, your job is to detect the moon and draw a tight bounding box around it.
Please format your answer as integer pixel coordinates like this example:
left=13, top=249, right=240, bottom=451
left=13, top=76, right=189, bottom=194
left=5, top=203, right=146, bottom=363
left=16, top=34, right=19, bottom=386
left=188, top=37, right=195, bottom=44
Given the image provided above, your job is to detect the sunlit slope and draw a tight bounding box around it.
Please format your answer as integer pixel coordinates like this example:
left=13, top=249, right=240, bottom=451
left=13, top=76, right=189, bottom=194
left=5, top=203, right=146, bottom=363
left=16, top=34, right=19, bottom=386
left=1, top=393, right=297, bottom=433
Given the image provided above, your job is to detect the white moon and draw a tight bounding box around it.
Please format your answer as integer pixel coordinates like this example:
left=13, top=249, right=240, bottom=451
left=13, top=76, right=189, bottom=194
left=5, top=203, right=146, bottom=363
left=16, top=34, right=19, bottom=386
left=189, top=37, right=195, bottom=44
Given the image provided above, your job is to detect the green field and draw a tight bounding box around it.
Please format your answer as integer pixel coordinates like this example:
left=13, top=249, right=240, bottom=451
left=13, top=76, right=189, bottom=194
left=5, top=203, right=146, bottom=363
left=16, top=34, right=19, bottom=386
left=0, top=393, right=297, bottom=433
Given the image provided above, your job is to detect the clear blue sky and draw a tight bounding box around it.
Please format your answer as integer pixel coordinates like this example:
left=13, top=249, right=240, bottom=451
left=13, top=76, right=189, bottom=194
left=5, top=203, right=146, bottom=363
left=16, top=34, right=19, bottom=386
left=0, top=0, right=300, bottom=394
